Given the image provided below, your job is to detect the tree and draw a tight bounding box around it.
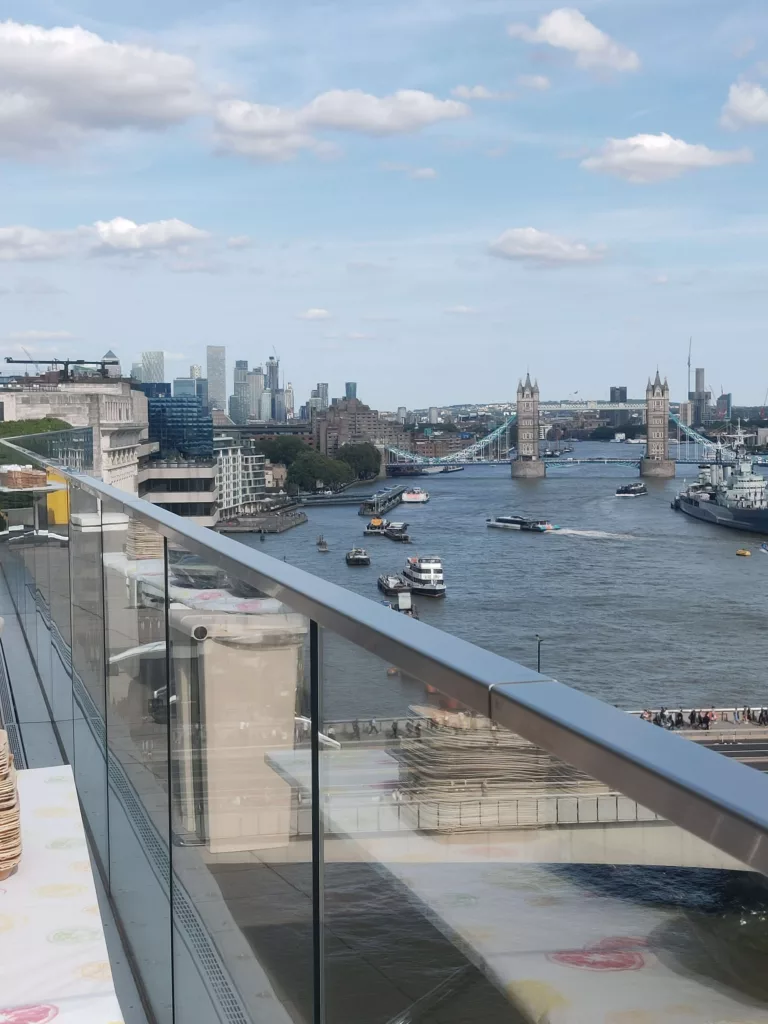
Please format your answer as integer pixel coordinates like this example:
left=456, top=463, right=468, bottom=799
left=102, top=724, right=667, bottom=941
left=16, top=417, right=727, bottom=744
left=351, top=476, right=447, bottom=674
left=254, top=436, right=311, bottom=467
left=287, top=451, right=354, bottom=493
left=336, top=442, right=380, bottom=479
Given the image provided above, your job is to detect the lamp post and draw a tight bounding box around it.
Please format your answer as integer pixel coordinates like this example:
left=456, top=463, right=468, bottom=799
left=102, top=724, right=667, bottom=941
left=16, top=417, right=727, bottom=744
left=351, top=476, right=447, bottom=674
left=535, top=634, right=543, bottom=674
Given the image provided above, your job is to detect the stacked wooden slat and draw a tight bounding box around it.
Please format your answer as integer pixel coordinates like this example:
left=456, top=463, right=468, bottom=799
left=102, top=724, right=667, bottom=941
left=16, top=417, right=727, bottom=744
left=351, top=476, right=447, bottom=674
left=126, top=519, right=164, bottom=560
left=0, top=732, right=20, bottom=879
left=0, top=465, right=48, bottom=489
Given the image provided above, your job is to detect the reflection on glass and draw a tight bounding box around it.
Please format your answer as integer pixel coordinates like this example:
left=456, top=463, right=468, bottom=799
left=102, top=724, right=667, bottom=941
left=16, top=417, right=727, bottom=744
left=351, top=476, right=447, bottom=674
left=47, top=471, right=74, bottom=760
left=166, top=544, right=313, bottom=1023
left=102, top=499, right=172, bottom=1023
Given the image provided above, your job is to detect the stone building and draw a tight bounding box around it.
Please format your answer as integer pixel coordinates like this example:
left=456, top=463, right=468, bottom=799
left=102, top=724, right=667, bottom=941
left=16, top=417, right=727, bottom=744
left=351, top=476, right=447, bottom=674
left=640, top=371, right=675, bottom=478
left=511, top=373, right=545, bottom=478
left=313, top=397, right=409, bottom=456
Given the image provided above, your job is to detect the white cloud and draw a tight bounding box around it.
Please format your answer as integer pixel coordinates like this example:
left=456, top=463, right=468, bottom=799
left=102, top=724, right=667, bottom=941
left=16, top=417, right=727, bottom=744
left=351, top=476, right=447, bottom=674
left=162, top=350, right=187, bottom=360
left=7, top=329, right=73, bottom=340
left=91, top=217, right=210, bottom=253
left=721, top=81, right=768, bottom=129
left=0, top=225, right=72, bottom=261
left=0, top=20, right=206, bottom=156
left=445, top=305, right=478, bottom=314
left=409, top=167, right=437, bottom=179
left=226, top=234, right=252, bottom=249
left=297, top=308, right=332, bottom=320
left=508, top=8, right=640, bottom=72
left=489, top=227, right=604, bottom=266
left=581, top=133, right=753, bottom=183
left=517, top=74, right=551, bottom=91
left=451, top=85, right=511, bottom=101
left=215, top=89, right=468, bottom=161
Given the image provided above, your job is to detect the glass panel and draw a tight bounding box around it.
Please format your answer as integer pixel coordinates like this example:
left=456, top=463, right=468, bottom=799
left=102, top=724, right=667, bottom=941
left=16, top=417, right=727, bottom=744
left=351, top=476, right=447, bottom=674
left=101, top=498, right=172, bottom=1023
left=4, top=426, right=95, bottom=474
left=33, top=488, right=52, bottom=707
left=166, top=541, right=313, bottom=1024
left=48, top=473, right=74, bottom=761
left=318, top=635, right=761, bottom=1024
left=69, top=482, right=109, bottom=870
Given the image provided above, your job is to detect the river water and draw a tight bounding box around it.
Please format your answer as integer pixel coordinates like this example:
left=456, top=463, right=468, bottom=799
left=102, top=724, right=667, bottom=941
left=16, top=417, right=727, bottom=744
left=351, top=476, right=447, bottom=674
left=236, top=442, right=768, bottom=718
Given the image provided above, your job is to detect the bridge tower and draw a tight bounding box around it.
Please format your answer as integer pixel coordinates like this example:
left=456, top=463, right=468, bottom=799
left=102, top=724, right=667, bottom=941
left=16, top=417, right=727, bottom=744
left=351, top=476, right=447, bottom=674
left=640, top=370, right=675, bottom=478
left=511, top=373, right=546, bottom=479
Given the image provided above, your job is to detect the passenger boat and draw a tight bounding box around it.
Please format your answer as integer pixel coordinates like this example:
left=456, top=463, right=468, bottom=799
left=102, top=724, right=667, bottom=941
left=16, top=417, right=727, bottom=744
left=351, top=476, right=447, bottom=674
left=616, top=482, right=648, bottom=498
left=402, top=555, right=446, bottom=597
left=385, top=522, right=411, bottom=542
left=401, top=487, right=430, bottom=503
left=486, top=516, right=560, bottom=532
left=364, top=517, right=389, bottom=535
left=316, top=535, right=329, bottom=552
left=346, top=548, right=370, bottom=566
left=377, top=573, right=412, bottom=596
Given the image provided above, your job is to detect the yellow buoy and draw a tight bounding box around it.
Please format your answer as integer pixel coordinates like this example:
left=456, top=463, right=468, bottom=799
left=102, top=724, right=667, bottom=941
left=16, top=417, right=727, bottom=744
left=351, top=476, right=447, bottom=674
left=736, top=549, right=751, bottom=557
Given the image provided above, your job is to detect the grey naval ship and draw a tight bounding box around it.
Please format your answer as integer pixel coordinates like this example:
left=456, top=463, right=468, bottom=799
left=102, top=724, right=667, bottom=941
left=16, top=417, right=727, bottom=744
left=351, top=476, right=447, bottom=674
left=672, top=424, right=768, bottom=534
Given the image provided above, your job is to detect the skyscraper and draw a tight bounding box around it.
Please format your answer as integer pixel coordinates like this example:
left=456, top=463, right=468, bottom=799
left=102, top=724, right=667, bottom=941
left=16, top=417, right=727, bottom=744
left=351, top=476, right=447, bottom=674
left=173, top=378, right=197, bottom=398
left=130, top=362, right=143, bottom=382
left=689, top=366, right=712, bottom=427
left=206, top=345, right=226, bottom=411
left=285, top=382, right=295, bottom=418
left=266, top=356, right=279, bottom=393
left=103, top=350, right=121, bottom=378
left=141, top=351, right=165, bottom=384
left=259, top=389, right=273, bottom=421
left=247, top=367, right=264, bottom=417
left=231, top=360, right=250, bottom=424
left=189, top=364, right=202, bottom=379
left=147, top=396, right=213, bottom=459
left=609, top=386, right=627, bottom=403
left=345, top=382, right=357, bottom=400
left=316, top=383, right=329, bottom=411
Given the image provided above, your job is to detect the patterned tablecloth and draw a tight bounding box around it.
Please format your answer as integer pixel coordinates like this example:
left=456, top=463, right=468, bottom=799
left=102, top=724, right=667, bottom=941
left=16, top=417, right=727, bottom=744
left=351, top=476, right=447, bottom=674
left=0, top=766, right=125, bottom=1024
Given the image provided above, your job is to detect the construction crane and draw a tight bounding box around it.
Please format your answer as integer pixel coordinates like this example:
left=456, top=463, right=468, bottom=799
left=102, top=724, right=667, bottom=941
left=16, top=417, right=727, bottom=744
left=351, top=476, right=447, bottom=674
left=4, top=356, right=119, bottom=382
left=760, top=388, right=768, bottom=420
left=687, top=337, right=692, bottom=397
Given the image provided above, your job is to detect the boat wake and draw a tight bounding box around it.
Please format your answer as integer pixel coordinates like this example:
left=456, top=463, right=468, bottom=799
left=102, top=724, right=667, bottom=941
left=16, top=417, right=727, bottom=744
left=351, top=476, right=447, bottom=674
left=556, top=528, right=635, bottom=541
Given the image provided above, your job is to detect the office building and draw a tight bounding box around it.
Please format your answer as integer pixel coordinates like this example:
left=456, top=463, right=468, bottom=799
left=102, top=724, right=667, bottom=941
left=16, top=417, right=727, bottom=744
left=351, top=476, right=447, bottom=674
left=316, top=383, right=329, bottom=411
left=147, top=395, right=214, bottom=460
left=130, top=362, right=143, bottom=382
left=248, top=367, right=265, bottom=417
left=141, top=350, right=165, bottom=384
left=689, top=366, right=712, bottom=427
left=265, top=356, right=280, bottom=394
left=345, top=382, right=357, bottom=401
left=173, top=378, right=197, bottom=398
left=138, top=455, right=218, bottom=527
left=195, top=377, right=209, bottom=412
left=189, top=364, right=202, bottom=379
left=206, top=345, right=226, bottom=411
left=285, top=382, right=295, bottom=418
left=716, top=393, right=733, bottom=421
left=231, top=360, right=250, bottom=424
left=677, top=401, right=692, bottom=426
left=259, top=389, right=273, bottom=421
left=610, top=386, right=628, bottom=403
left=102, top=349, right=121, bottom=378
left=273, top=388, right=286, bottom=423
left=138, top=382, right=171, bottom=399
left=428, top=406, right=439, bottom=424
left=397, top=406, right=407, bottom=423
left=229, top=394, right=248, bottom=425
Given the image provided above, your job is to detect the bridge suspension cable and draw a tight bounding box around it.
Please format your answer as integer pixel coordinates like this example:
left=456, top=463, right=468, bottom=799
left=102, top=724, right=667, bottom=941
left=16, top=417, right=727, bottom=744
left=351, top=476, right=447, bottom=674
left=386, top=415, right=517, bottom=464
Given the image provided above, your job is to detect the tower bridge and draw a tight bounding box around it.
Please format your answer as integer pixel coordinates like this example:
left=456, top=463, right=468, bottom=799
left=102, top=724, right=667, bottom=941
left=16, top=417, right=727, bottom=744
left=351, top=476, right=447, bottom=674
left=384, top=376, right=720, bottom=470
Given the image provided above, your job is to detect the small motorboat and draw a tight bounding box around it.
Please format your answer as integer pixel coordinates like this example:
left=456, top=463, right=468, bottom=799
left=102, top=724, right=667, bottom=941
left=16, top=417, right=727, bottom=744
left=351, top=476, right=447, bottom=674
left=377, top=573, right=412, bottom=596
left=761, top=543, right=768, bottom=555
left=736, top=548, right=751, bottom=557
left=616, top=483, right=648, bottom=498
left=316, top=535, right=329, bottom=552
left=346, top=547, right=371, bottom=566
left=384, top=522, right=411, bottom=542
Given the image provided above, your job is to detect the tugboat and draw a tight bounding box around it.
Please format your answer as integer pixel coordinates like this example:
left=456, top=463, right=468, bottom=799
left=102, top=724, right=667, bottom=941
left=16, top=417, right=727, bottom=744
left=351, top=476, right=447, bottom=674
left=402, top=487, right=430, bottom=503
left=486, top=515, right=560, bottom=532
left=364, top=517, right=389, bottom=536
left=402, top=555, right=446, bottom=597
left=346, top=548, right=370, bottom=566
left=385, top=522, right=411, bottom=542
left=377, top=573, right=412, bottom=596
left=672, top=423, right=768, bottom=534
left=616, top=482, right=648, bottom=498
left=316, top=535, right=329, bottom=552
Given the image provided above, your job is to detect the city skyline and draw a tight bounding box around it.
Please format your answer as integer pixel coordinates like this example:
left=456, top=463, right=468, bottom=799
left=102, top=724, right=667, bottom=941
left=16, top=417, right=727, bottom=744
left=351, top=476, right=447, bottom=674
left=1, top=3, right=767, bottom=406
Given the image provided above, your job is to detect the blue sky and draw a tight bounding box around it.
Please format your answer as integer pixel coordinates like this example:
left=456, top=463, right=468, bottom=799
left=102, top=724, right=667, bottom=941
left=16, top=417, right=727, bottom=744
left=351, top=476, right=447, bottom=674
left=1, top=0, right=768, bottom=408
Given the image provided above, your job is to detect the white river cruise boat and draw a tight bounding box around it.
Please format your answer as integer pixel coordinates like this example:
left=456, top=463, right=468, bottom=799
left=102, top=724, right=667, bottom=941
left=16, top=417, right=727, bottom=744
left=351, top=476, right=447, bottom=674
left=401, top=487, right=430, bottom=503
left=402, top=555, right=446, bottom=597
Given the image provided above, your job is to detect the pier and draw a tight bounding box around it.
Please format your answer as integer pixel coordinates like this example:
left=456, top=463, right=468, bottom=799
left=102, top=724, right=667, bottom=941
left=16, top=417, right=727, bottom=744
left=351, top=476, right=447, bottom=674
left=358, top=483, right=408, bottom=516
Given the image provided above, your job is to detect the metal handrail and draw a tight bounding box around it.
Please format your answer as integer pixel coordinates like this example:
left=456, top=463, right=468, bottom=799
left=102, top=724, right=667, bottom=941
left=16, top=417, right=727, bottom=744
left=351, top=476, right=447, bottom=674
left=4, top=430, right=768, bottom=875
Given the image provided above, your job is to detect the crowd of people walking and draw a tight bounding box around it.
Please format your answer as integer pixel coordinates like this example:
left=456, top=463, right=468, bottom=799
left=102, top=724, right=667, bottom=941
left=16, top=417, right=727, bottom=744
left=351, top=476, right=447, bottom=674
left=639, top=706, right=768, bottom=730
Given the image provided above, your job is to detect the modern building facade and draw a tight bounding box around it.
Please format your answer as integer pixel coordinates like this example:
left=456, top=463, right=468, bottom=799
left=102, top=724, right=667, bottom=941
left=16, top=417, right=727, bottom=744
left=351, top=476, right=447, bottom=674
left=641, top=370, right=675, bottom=478
left=265, top=356, right=279, bottom=395
left=137, top=457, right=218, bottom=526
left=206, top=345, right=227, bottom=411
left=259, top=389, right=272, bottom=421
left=173, top=377, right=197, bottom=398
left=147, top=396, right=214, bottom=460
left=285, top=382, right=294, bottom=418
left=716, top=392, right=733, bottom=421
left=689, top=366, right=712, bottom=427
left=130, top=361, right=142, bottom=382
left=141, top=350, right=165, bottom=384
left=214, top=436, right=267, bottom=518
left=315, top=383, right=329, bottom=412
left=189, top=364, right=202, bottom=379
left=102, top=349, right=121, bottom=378
left=345, top=382, right=357, bottom=400
left=610, top=385, right=628, bottom=403
left=248, top=366, right=265, bottom=417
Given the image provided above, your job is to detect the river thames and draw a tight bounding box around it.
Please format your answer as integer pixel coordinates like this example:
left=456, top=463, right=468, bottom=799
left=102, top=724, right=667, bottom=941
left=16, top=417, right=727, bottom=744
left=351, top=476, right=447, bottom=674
left=237, top=442, right=768, bottom=719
